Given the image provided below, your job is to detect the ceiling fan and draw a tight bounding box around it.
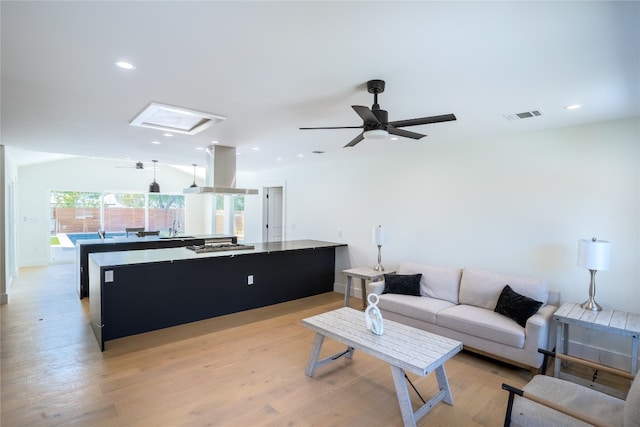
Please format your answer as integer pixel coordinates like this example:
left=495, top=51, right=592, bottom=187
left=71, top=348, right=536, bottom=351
left=115, top=161, right=145, bottom=170
left=300, top=79, right=457, bottom=147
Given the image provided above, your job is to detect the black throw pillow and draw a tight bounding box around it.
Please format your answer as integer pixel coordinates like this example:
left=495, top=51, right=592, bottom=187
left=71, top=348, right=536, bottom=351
left=495, top=285, right=543, bottom=328
left=382, top=273, right=422, bottom=296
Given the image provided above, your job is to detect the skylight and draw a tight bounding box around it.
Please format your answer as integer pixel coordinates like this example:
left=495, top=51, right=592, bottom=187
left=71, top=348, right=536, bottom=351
left=130, top=102, right=226, bottom=135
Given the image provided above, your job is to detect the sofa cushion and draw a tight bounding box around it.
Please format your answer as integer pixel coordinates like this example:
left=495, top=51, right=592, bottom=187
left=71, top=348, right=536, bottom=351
left=437, top=304, right=526, bottom=348
left=458, top=268, right=548, bottom=310
left=382, top=273, right=422, bottom=296
left=398, top=262, right=462, bottom=304
left=378, top=293, right=456, bottom=324
left=495, top=285, right=543, bottom=327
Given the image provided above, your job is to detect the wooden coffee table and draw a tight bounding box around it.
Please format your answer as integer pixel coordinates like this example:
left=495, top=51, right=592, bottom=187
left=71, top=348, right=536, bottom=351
left=302, top=307, right=462, bottom=427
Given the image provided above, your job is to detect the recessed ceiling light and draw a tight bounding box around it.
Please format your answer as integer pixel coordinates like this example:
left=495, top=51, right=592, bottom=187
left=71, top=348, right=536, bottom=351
left=163, top=133, right=173, bottom=137
left=565, top=104, right=582, bottom=110
left=151, top=141, right=161, bottom=145
left=130, top=102, right=226, bottom=135
left=276, top=157, right=283, bottom=161
left=297, top=154, right=304, bottom=158
left=211, top=140, right=219, bottom=144
left=251, top=147, right=259, bottom=151
left=196, top=147, right=205, bottom=151
left=390, top=137, right=398, bottom=141
left=114, top=60, right=136, bottom=70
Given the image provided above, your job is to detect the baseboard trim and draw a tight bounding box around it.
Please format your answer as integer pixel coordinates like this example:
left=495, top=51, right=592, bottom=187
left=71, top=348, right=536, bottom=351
left=333, top=282, right=363, bottom=299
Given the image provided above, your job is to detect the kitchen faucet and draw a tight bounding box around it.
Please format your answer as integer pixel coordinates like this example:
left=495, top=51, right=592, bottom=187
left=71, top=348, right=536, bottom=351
left=172, top=219, right=181, bottom=237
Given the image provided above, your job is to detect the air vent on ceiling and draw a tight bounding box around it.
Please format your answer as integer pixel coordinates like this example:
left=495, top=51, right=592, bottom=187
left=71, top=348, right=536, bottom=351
left=503, top=109, right=545, bottom=121
left=130, top=102, right=226, bottom=135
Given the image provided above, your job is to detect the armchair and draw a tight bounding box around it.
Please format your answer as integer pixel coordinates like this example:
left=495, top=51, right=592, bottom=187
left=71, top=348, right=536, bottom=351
left=502, top=350, right=640, bottom=427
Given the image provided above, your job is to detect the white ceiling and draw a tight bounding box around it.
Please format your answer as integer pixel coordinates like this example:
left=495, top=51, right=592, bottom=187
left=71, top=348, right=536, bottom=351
left=2, top=1, right=638, bottom=171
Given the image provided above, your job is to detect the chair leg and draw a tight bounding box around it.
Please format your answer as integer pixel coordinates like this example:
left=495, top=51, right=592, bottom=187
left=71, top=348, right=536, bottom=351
left=502, top=383, right=524, bottom=427
left=538, top=348, right=556, bottom=376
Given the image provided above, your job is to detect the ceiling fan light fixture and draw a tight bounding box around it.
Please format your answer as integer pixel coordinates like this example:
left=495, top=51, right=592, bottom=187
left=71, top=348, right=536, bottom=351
left=363, top=129, right=389, bottom=140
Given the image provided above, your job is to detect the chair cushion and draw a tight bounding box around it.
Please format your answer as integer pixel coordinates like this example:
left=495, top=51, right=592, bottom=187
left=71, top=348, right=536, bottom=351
left=624, top=373, right=640, bottom=427
left=378, top=293, right=455, bottom=324
left=398, top=262, right=462, bottom=304
left=512, top=375, right=624, bottom=427
left=436, top=304, right=526, bottom=348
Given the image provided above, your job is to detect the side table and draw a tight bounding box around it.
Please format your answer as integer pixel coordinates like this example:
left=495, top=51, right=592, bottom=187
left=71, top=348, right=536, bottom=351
left=342, top=267, right=394, bottom=310
left=554, top=302, right=640, bottom=397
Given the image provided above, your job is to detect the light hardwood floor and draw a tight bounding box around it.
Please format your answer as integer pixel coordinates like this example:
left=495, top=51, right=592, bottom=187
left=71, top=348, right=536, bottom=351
left=1, top=264, right=533, bottom=426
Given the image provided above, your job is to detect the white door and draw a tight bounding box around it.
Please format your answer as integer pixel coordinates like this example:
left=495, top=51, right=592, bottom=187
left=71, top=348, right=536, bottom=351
left=263, top=187, right=283, bottom=242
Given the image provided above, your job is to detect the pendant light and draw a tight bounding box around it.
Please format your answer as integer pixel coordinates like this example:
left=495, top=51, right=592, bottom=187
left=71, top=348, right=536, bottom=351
left=189, top=163, right=198, bottom=188
left=149, top=160, right=160, bottom=193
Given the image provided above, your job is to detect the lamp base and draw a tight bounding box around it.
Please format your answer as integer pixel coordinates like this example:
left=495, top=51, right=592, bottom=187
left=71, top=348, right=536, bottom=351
left=373, top=263, right=385, bottom=272
left=581, top=297, right=602, bottom=311
left=373, top=244, right=384, bottom=272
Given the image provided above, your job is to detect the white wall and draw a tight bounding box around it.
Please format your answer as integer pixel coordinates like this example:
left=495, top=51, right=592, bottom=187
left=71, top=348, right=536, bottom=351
left=243, top=118, right=640, bottom=314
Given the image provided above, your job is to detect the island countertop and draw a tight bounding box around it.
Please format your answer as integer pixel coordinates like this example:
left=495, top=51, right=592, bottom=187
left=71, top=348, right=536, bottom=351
left=89, top=239, right=347, bottom=267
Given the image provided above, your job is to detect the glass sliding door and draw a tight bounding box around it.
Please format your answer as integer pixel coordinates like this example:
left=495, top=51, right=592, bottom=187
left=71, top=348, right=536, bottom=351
left=148, top=194, right=185, bottom=236
left=103, top=192, right=145, bottom=233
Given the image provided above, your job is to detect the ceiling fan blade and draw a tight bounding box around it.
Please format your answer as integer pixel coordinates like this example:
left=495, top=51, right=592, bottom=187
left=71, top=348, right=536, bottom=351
left=344, top=132, right=365, bottom=148
left=300, top=125, right=363, bottom=130
left=386, top=126, right=426, bottom=140
left=352, top=105, right=380, bottom=124
left=388, top=113, right=457, bottom=128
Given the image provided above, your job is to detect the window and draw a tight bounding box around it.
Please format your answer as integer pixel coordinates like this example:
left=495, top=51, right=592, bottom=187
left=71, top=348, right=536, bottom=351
left=50, top=190, right=185, bottom=242
left=103, top=193, right=145, bottom=232
left=214, top=194, right=245, bottom=240
left=148, top=194, right=185, bottom=236
left=50, top=191, right=101, bottom=233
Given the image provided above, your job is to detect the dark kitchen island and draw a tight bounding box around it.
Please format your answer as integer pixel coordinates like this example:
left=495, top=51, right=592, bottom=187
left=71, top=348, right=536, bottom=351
left=89, top=240, right=347, bottom=350
left=76, top=234, right=237, bottom=298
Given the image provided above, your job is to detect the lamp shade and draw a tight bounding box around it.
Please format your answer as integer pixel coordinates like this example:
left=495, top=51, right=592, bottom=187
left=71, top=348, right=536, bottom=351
left=373, top=225, right=385, bottom=246
left=577, top=238, right=610, bottom=270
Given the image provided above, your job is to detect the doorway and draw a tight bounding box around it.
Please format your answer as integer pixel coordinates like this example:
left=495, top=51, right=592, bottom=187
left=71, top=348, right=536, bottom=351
left=262, top=186, right=283, bottom=242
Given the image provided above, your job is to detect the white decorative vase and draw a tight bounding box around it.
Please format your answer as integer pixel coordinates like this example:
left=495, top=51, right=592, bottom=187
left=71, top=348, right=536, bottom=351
left=365, top=293, right=384, bottom=335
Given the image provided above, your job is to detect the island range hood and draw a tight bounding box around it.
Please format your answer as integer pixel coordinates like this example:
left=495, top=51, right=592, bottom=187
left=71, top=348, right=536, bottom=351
left=183, top=145, right=258, bottom=195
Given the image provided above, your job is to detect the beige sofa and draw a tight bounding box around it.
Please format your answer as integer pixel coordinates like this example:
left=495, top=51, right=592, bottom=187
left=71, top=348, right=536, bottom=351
left=367, top=261, right=559, bottom=372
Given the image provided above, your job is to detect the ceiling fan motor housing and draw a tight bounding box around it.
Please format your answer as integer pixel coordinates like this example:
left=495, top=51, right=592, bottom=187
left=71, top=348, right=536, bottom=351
left=367, top=79, right=385, bottom=94
left=367, top=109, right=388, bottom=130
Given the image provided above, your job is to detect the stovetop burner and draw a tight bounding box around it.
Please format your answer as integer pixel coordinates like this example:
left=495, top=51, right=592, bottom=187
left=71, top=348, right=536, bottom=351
left=186, top=243, right=255, bottom=253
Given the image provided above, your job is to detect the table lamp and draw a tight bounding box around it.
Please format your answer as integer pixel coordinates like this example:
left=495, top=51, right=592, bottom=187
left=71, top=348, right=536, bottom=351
left=373, top=225, right=385, bottom=272
left=577, top=237, right=610, bottom=311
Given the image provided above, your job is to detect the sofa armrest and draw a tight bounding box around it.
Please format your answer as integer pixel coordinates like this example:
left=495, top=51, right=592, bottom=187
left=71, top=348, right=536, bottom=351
left=366, top=280, right=385, bottom=296
left=524, top=304, right=557, bottom=359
